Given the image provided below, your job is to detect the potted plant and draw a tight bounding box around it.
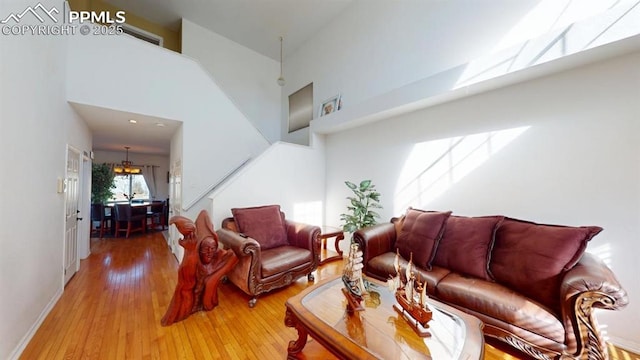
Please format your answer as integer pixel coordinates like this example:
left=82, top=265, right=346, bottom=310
left=340, top=179, right=382, bottom=298
left=91, top=163, right=115, bottom=204
left=339, top=179, right=382, bottom=235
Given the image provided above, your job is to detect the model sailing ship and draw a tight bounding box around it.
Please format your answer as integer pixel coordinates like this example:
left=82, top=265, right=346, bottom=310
left=342, top=243, right=367, bottom=313
left=388, top=250, right=432, bottom=337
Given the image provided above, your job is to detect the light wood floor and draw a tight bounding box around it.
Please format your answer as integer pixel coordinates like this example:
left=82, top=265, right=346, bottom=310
left=20, top=232, right=637, bottom=359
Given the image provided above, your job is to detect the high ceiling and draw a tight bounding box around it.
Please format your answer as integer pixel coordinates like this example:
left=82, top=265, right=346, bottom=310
left=104, top=0, right=355, bottom=60
left=83, top=0, right=355, bottom=155
left=79, top=1, right=631, bottom=156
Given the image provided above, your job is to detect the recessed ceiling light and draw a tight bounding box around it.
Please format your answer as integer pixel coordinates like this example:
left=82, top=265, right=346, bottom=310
left=128, top=119, right=137, bottom=124
left=156, top=123, right=165, bottom=127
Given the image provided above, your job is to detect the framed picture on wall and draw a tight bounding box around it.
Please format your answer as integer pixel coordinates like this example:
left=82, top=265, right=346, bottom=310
left=319, top=94, right=341, bottom=117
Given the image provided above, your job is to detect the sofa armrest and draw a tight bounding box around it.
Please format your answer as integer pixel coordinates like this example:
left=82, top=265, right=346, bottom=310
left=353, top=222, right=396, bottom=265
left=216, top=228, right=260, bottom=258
left=560, top=252, right=628, bottom=358
left=285, top=220, right=321, bottom=252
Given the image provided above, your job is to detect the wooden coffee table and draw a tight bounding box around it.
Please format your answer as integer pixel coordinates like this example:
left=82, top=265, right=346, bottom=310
left=285, top=276, right=484, bottom=359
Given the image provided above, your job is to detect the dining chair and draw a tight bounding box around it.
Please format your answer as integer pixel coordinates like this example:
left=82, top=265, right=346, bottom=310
left=90, top=203, right=111, bottom=238
left=113, top=203, right=146, bottom=238
left=146, top=201, right=166, bottom=231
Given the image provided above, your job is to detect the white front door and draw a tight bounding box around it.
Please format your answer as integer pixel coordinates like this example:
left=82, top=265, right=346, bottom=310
left=64, top=146, right=81, bottom=284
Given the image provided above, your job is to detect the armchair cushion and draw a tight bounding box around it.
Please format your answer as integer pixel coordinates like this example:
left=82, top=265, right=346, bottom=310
left=395, top=208, right=451, bottom=270
left=432, top=215, right=504, bottom=280
left=490, top=217, right=602, bottom=310
left=232, top=205, right=288, bottom=250
left=261, top=246, right=313, bottom=278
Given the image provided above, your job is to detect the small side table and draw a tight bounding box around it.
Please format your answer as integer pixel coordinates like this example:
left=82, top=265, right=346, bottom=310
left=319, top=226, right=345, bottom=265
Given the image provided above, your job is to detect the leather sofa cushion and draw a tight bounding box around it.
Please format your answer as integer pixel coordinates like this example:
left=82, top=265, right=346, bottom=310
left=490, top=217, right=602, bottom=310
left=436, top=273, right=565, bottom=343
left=395, top=209, right=451, bottom=270
left=365, top=252, right=402, bottom=282
left=392, top=215, right=405, bottom=238
left=261, top=246, right=312, bottom=278
left=432, top=215, right=504, bottom=280
left=365, top=252, right=451, bottom=292
left=232, top=205, right=288, bottom=250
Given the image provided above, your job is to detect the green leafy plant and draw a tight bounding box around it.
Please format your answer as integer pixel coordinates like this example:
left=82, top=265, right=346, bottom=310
left=91, top=163, right=115, bottom=204
left=340, top=180, right=382, bottom=234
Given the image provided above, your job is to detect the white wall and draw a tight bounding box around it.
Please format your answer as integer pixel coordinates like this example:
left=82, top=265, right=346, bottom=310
left=209, top=141, right=325, bottom=230
left=93, top=150, right=170, bottom=200
left=280, top=0, right=537, bottom=144
left=281, top=0, right=638, bottom=144
left=324, top=51, right=640, bottom=350
left=66, top=32, right=270, bottom=212
left=0, top=1, right=92, bottom=357
left=181, top=19, right=281, bottom=143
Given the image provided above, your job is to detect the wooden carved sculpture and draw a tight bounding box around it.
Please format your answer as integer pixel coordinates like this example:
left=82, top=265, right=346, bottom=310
left=161, top=210, right=238, bottom=326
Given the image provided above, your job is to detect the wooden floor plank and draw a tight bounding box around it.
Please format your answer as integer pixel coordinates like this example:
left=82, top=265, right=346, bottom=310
left=18, top=231, right=638, bottom=360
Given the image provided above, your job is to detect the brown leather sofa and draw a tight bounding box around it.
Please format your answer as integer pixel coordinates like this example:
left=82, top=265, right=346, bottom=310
left=353, top=208, right=628, bottom=360
left=216, top=205, right=320, bottom=307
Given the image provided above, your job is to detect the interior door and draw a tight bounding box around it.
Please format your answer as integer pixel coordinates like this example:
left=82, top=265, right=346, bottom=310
left=64, top=146, right=81, bottom=284
left=168, top=159, right=182, bottom=256
left=78, top=153, right=91, bottom=259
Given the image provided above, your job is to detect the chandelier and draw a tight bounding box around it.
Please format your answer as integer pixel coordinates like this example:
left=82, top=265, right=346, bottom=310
left=113, top=146, right=141, bottom=175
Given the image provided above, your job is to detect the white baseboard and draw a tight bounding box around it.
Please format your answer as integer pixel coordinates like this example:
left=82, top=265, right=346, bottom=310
left=7, top=288, right=63, bottom=360
left=609, top=335, right=640, bottom=355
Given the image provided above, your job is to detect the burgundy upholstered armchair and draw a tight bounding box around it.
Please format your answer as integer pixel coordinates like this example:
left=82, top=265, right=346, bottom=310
left=216, top=205, right=321, bottom=307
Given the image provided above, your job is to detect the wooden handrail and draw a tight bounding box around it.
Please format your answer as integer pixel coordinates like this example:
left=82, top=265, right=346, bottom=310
left=182, top=157, right=251, bottom=211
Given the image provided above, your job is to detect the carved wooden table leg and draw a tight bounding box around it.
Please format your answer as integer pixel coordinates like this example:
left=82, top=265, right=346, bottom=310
left=319, top=227, right=345, bottom=265
left=333, top=232, right=344, bottom=258
left=285, top=307, right=308, bottom=359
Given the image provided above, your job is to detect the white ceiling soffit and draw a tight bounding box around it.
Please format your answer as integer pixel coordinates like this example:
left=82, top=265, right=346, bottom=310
left=70, top=102, right=181, bottom=155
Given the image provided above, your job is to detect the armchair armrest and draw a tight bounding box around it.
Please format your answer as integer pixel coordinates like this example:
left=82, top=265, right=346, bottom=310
left=216, top=228, right=260, bottom=258
left=353, top=222, right=396, bottom=265
left=285, top=220, right=321, bottom=252
left=560, top=252, right=628, bottom=358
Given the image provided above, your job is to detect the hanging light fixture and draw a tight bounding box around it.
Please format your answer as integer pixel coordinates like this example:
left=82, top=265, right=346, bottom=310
left=113, top=146, right=141, bottom=175
left=277, top=36, right=285, bottom=86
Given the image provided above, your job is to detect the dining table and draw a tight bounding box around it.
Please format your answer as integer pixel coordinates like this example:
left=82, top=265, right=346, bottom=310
left=103, top=202, right=154, bottom=235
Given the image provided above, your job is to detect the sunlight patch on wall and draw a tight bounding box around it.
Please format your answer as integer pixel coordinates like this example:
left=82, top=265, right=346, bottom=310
left=293, top=201, right=323, bottom=227
left=493, top=0, right=617, bottom=53
left=454, top=0, right=637, bottom=88
left=394, top=126, right=529, bottom=214
left=588, top=243, right=613, bottom=268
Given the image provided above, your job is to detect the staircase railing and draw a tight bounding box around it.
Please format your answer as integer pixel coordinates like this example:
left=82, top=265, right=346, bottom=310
left=182, top=156, right=252, bottom=211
